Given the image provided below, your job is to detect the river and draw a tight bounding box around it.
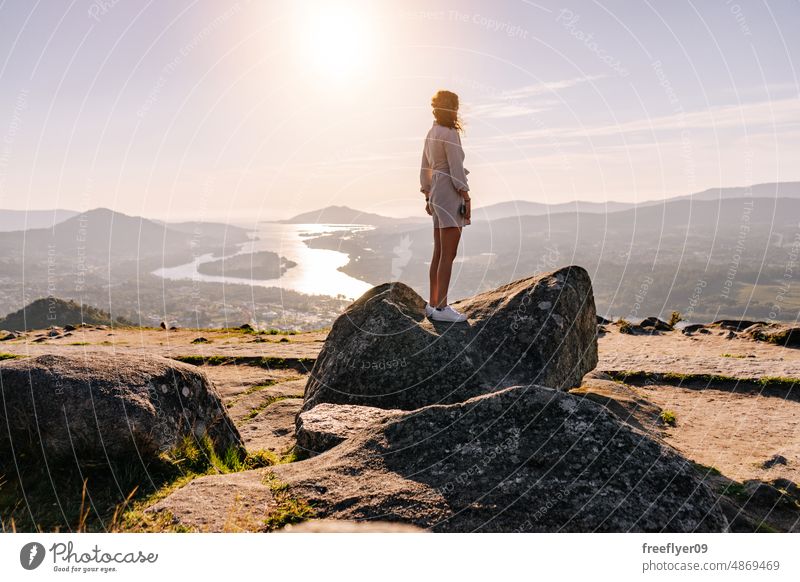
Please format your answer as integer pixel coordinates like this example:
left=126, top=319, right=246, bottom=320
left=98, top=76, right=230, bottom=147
left=153, top=223, right=374, bottom=300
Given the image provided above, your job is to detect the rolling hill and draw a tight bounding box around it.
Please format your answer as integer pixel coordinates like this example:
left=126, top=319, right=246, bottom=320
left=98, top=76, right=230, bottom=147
left=0, top=297, right=131, bottom=331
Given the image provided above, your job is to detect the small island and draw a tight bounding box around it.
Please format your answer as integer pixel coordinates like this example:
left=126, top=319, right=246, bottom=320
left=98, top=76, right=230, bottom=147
left=197, top=251, right=297, bottom=280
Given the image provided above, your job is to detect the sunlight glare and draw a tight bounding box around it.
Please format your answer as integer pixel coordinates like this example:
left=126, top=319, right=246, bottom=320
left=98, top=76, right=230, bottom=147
left=295, top=1, right=376, bottom=81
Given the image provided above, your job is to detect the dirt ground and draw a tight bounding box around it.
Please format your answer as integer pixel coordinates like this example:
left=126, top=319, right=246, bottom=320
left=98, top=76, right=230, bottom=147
left=637, top=381, right=800, bottom=485
left=0, top=326, right=327, bottom=360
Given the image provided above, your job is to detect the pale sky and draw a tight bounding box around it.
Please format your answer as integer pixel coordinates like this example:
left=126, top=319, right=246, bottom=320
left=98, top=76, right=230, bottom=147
left=0, top=0, right=798, bottom=222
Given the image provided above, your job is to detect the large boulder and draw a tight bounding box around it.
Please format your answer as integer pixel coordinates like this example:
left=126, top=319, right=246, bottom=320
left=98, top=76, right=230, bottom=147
left=302, top=266, right=598, bottom=412
left=0, top=353, right=243, bottom=465
left=278, top=385, right=728, bottom=532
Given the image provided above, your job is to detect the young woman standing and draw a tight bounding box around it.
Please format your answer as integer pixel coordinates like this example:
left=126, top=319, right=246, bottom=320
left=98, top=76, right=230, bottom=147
left=419, top=90, right=471, bottom=322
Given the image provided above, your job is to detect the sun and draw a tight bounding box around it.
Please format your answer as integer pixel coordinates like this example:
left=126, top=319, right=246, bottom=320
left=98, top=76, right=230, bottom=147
left=295, top=1, right=376, bottom=81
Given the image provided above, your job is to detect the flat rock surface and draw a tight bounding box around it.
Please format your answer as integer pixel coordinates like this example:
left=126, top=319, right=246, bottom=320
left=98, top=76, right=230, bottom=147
left=147, top=470, right=275, bottom=532
left=296, top=403, right=396, bottom=456
left=240, top=398, right=304, bottom=454
left=598, top=326, right=800, bottom=378
left=202, top=367, right=303, bottom=401
left=224, top=376, right=306, bottom=423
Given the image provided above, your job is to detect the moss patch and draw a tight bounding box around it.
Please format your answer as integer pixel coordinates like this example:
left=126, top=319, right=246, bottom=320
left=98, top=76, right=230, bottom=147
left=606, top=370, right=798, bottom=395
left=171, top=355, right=315, bottom=372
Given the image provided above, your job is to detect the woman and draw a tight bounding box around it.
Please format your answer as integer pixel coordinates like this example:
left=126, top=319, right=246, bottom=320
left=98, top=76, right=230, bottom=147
left=419, top=90, right=471, bottom=323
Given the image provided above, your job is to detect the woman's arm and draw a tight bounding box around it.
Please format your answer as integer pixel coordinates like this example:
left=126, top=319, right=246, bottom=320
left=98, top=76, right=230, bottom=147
left=419, top=145, right=432, bottom=196
left=444, top=130, right=469, bottom=194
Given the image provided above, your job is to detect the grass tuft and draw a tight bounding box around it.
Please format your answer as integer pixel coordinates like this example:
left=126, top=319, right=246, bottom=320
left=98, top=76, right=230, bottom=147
left=659, top=410, right=677, bottom=426
left=261, top=472, right=314, bottom=531
left=667, top=311, right=683, bottom=328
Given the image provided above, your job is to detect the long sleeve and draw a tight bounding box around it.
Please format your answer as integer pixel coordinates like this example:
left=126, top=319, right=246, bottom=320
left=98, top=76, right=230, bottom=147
left=420, top=145, right=432, bottom=194
left=444, top=131, right=469, bottom=192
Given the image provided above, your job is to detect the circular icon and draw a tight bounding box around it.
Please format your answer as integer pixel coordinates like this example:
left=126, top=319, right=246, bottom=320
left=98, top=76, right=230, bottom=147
left=20, top=542, right=46, bottom=570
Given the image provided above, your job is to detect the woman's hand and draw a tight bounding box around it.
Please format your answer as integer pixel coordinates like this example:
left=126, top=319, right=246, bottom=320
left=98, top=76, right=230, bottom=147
left=459, top=190, right=471, bottom=222
left=425, top=200, right=433, bottom=215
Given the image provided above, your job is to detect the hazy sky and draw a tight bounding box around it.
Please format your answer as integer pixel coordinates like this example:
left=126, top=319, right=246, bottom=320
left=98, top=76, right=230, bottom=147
left=0, top=0, right=798, bottom=221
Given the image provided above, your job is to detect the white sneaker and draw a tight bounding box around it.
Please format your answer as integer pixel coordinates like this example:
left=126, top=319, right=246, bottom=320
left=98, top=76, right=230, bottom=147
left=425, top=303, right=435, bottom=317
left=430, top=305, right=468, bottom=322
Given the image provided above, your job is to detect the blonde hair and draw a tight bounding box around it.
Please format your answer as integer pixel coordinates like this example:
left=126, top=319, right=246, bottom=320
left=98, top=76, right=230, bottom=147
left=431, top=90, right=463, bottom=132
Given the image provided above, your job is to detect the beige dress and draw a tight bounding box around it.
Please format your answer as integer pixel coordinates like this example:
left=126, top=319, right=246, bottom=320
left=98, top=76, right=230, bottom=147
left=420, top=122, right=470, bottom=228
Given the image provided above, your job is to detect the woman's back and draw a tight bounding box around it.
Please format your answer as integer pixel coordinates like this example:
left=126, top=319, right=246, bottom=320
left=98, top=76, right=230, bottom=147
left=422, top=122, right=469, bottom=193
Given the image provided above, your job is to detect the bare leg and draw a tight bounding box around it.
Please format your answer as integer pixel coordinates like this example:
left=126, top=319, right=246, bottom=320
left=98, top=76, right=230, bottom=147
left=434, top=226, right=462, bottom=308
left=429, top=227, right=441, bottom=306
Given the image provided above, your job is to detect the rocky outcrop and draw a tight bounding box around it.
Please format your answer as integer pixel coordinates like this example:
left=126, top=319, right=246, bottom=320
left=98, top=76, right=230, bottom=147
left=143, top=267, right=731, bottom=532
left=713, top=319, right=766, bottom=332
left=0, top=353, right=243, bottom=465
left=742, top=323, right=800, bottom=348
left=302, top=266, right=598, bottom=412
left=638, top=316, right=673, bottom=332
left=276, top=385, right=728, bottom=532
left=681, top=323, right=707, bottom=335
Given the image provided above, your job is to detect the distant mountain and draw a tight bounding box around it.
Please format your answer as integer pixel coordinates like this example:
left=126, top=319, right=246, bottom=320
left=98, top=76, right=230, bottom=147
left=475, top=200, right=634, bottom=221
left=307, top=195, right=800, bottom=323
left=0, top=298, right=131, bottom=331
left=280, top=182, right=800, bottom=226
left=476, top=183, right=800, bottom=221
left=671, top=181, right=800, bottom=203
left=0, top=207, right=251, bottom=264
left=0, top=209, right=78, bottom=232
left=280, top=205, right=419, bottom=226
